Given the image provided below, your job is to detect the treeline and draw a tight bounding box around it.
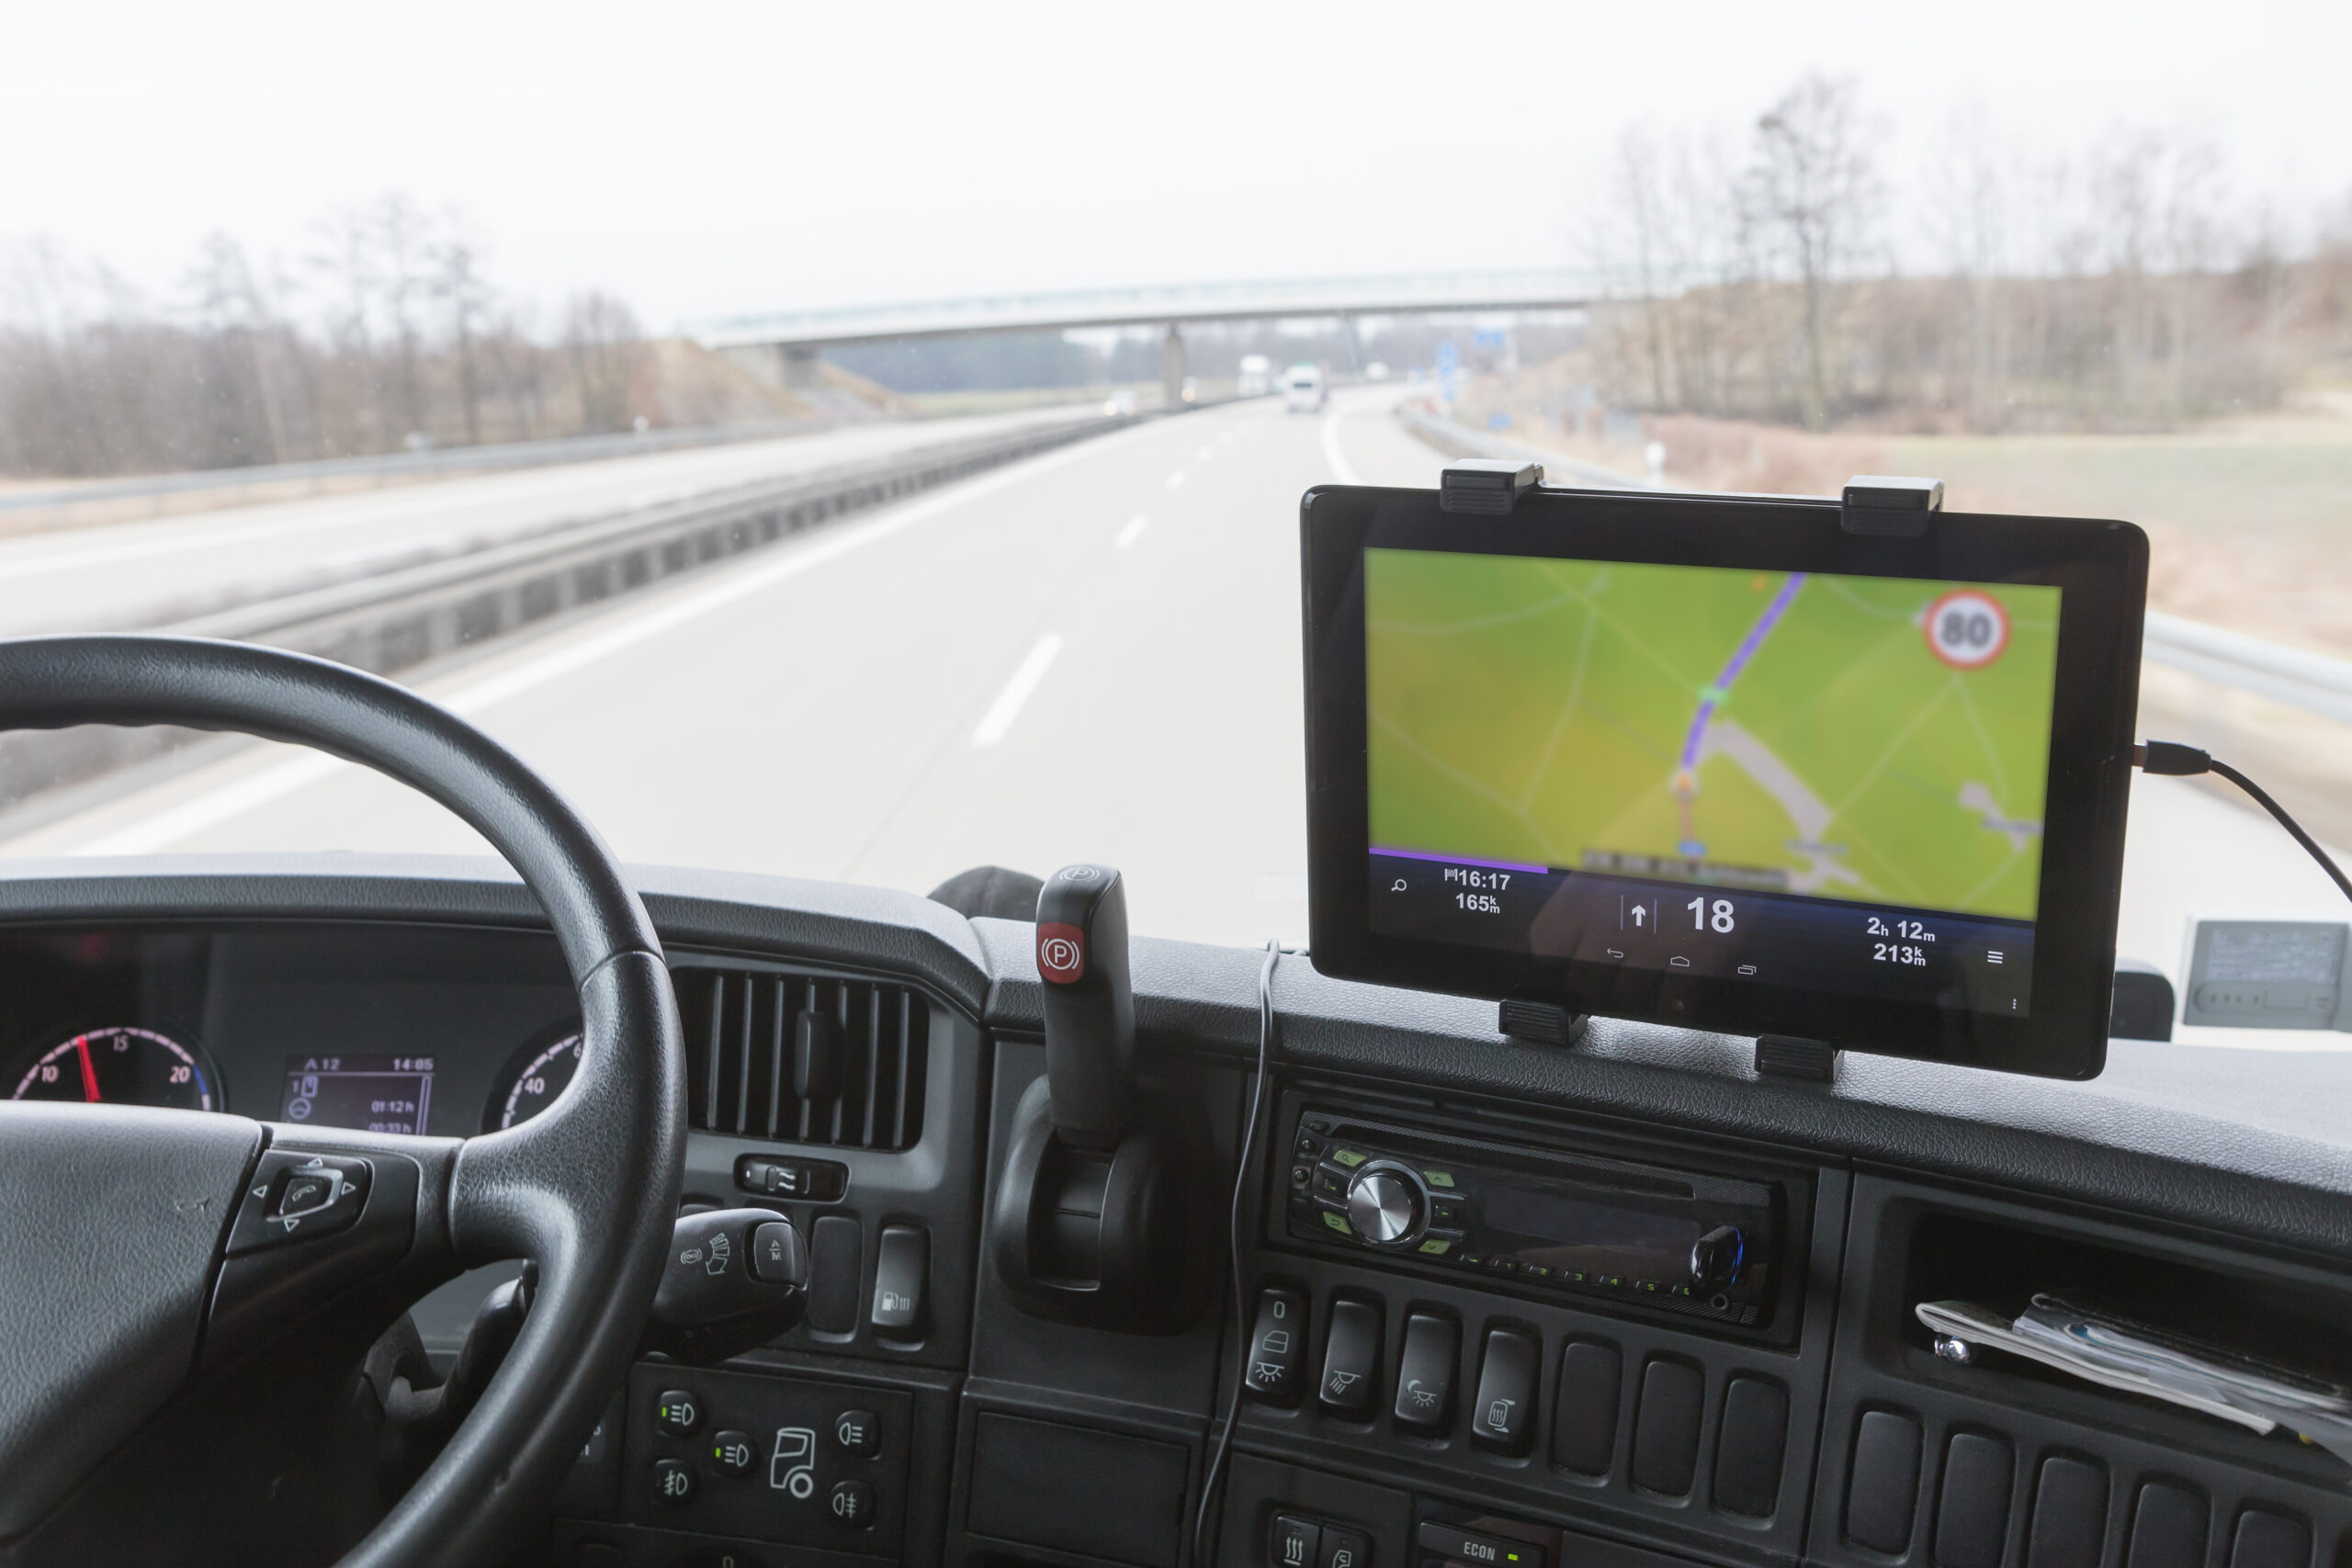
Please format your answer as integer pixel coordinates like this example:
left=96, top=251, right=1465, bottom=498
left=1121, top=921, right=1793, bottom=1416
left=1587, top=76, right=2352, bottom=433
left=0, top=195, right=658, bottom=479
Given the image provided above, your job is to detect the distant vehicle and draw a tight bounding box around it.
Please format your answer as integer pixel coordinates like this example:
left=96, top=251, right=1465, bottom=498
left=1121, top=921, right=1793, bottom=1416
left=1237, top=354, right=1272, bottom=398
left=1102, top=389, right=1138, bottom=417
left=1180, top=376, right=1198, bottom=404
left=1283, top=364, right=1327, bottom=413
left=1365, top=361, right=1390, bottom=381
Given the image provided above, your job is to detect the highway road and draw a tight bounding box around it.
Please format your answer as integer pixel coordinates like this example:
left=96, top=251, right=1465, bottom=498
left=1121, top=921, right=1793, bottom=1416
left=4, top=386, right=2345, bottom=1050
left=0, top=402, right=1100, bottom=638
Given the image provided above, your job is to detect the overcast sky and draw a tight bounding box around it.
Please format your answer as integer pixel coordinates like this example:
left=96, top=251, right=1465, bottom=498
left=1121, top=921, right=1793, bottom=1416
left=5, top=0, right=2347, bottom=331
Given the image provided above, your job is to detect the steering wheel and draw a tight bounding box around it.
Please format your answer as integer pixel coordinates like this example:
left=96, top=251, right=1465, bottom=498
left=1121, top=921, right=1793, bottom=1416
left=0, top=637, right=685, bottom=1565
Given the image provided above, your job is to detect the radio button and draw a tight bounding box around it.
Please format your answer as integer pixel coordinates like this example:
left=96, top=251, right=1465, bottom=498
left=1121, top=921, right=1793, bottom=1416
left=1421, top=1168, right=1458, bottom=1190
left=1430, top=1199, right=1466, bottom=1228
left=1690, top=1225, right=1747, bottom=1290
left=1416, top=1236, right=1455, bottom=1256
left=1394, top=1313, right=1458, bottom=1430
left=1313, top=1167, right=1348, bottom=1199
left=1328, top=1146, right=1372, bottom=1169
left=1345, top=1168, right=1423, bottom=1245
left=1320, top=1297, right=1383, bottom=1417
left=1319, top=1211, right=1352, bottom=1237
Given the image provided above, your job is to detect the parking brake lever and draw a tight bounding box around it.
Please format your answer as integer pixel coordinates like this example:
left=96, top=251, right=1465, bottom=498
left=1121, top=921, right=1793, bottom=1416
left=642, top=1208, right=808, bottom=1363
left=1036, top=863, right=1135, bottom=1148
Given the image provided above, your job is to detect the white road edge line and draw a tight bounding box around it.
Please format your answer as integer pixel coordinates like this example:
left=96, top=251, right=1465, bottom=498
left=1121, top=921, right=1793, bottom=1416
left=1319, top=403, right=1360, bottom=484
left=968, top=634, right=1065, bottom=749
left=1114, top=513, right=1148, bottom=549
left=51, top=420, right=1162, bottom=855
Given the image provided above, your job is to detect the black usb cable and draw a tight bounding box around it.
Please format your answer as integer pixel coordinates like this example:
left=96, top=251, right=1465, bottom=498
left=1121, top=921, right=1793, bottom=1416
left=2137, top=740, right=2352, bottom=906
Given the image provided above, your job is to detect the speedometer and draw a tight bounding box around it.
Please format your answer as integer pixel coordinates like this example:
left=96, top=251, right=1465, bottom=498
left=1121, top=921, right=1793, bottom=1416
left=484, top=1030, right=582, bottom=1132
left=9, top=1025, right=220, bottom=1111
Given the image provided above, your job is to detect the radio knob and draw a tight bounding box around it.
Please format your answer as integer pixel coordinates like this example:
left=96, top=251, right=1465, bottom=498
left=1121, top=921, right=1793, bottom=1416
left=1690, top=1225, right=1747, bottom=1291
left=1345, top=1168, right=1423, bottom=1245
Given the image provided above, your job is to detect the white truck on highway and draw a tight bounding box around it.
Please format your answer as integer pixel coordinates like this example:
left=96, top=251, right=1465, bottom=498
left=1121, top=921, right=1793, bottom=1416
left=1282, top=363, right=1327, bottom=412
left=1236, top=355, right=1272, bottom=398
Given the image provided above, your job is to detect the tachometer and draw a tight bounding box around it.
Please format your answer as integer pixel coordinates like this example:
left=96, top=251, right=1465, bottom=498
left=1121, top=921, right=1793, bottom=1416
left=485, top=1030, right=582, bottom=1132
left=9, top=1025, right=219, bottom=1111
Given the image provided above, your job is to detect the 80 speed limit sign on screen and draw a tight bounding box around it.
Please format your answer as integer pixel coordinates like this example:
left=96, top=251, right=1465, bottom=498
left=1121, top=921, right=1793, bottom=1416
left=1924, top=589, right=2011, bottom=669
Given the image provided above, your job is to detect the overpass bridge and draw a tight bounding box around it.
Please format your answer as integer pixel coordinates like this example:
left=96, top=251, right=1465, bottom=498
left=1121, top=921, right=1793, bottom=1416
left=682, top=268, right=1685, bottom=400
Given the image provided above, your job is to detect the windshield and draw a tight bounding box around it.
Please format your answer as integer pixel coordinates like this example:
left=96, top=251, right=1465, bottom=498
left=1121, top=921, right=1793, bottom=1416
left=3, top=2, right=2347, bottom=1054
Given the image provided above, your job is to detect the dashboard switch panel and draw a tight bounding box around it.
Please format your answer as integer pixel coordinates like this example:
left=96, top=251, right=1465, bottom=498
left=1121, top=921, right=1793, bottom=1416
left=622, top=1364, right=911, bottom=1555
left=1393, top=1313, right=1458, bottom=1430
left=1246, top=1286, right=1306, bottom=1402
left=1712, top=1375, right=1790, bottom=1518
left=1320, top=1297, right=1383, bottom=1418
left=1469, top=1327, right=1538, bottom=1454
left=1415, top=1520, right=1544, bottom=1568
left=870, top=1224, right=928, bottom=1334
left=1552, top=1340, right=1623, bottom=1477
left=1271, top=1514, right=1320, bottom=1568
left=1936, top=1430, right=2015, bottom=1568
left=1845, top=1408, right=1923, bottom=1553
left=2128, top=1481, right=2208, bottom=1568
left=1629, top=1359, right=1704, bottom=1497
left=2027, top=1454, right=2109, bottom=1568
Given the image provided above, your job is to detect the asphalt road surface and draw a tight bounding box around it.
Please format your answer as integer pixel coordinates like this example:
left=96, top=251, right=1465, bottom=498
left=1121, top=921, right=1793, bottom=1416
left=5, top=387, right=2345, bottom=1049
left=0, top=403, right=1098, bottom=637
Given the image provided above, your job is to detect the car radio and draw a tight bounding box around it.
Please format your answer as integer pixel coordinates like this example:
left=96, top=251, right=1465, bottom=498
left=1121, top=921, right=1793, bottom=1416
left=1283, top=1104, right=1782, bottom=1327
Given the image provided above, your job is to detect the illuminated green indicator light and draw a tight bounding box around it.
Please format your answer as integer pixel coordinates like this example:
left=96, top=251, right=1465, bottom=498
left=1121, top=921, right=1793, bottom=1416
left=1422, top=1169, right=1455, bottom=1188
left=1330, top=1148, right=1368, bottom=1168
left=1418, top=1238, right=1452, bottom=1255
left=1322, top=1211, right=1352, bottom=1235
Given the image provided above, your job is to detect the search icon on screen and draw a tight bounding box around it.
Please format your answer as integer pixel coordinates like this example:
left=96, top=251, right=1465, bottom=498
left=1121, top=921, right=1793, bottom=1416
left=1389, top=879, right=1408, bottom=893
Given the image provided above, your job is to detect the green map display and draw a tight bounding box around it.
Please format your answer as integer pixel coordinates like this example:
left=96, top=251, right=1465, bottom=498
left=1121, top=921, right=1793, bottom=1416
left=1365, top=548, right=2064, bottom=920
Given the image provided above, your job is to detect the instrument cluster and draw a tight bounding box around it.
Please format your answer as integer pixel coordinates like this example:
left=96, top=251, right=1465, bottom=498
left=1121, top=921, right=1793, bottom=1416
left=0, top=923, right=580, bottom=1137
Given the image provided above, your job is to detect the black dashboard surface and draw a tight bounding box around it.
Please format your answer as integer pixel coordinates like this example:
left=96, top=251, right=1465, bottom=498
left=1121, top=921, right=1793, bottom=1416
left=6, top=852, right=2352, bottom=1567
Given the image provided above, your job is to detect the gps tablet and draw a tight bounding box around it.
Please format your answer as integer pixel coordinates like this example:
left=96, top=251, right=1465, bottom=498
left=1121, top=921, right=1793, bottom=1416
left=1301, top=480, right=2147, bottom=1078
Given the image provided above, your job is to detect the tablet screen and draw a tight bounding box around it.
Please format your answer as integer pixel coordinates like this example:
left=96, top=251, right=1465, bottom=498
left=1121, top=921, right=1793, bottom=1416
left=1363, top=547, right=2063, bottom=1016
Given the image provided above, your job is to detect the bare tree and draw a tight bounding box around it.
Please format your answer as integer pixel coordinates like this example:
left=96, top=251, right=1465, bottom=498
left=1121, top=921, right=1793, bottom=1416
left=432, top=214, right=497, bottom=446
left=1738, top=74, right=1882, bottom=429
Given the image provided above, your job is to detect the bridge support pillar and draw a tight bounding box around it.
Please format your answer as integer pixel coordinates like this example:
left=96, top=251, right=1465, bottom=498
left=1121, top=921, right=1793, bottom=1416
left=779, top=345, right=825, bottom=391
left=1160, top=325, right=1187, bottom=408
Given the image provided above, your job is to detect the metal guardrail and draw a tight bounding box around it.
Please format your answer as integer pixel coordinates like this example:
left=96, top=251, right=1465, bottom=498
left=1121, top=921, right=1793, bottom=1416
left=0, top=416, right=832, bottom=515
left=0, top=409, right=1138, bottom=815
left=2142, top=612, right=2352, bottom=726
left=1397, top=409, right=2352, bottom=724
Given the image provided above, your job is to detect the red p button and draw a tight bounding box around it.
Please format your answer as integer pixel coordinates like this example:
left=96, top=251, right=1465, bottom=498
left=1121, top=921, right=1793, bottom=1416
left=1036, top=922, right=1086, bottom=984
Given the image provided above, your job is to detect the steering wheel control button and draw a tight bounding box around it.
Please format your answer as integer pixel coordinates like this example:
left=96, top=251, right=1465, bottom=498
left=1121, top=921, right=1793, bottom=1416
left=1416, top=1522, right=1544, bottom=1568
left=870, top=1224, right=928, bottom=1334
left=1393, top=1313, right=1459, bottom=1430
left=1243, top=1286, right=1306, bottom=1401
left=1271, top=1515, right=1321, bottom=1568
left=832, top=1410, right=880, bottom=1458
left=650, top=1459, right=697, bottom=1506
left=1318, top=1297, right=1383, bottom=1417
left=1345, top=1165, right=1422, bottom=1245
left=828, top=1479, right=876, bottom=1528
left=655, top=1390, right=703, bottom=1436
left=749, top=1221, right=807, bottom=1285
left=708, top=1429, right=757, bottom=1478
left=224, top=1149, right=374, bottom=1255
left=1470, top=1327, right=1539, bottom=1454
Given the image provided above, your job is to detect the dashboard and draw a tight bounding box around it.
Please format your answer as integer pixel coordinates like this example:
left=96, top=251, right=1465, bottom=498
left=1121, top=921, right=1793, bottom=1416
left=6, top=853, right=2352, bottom=1568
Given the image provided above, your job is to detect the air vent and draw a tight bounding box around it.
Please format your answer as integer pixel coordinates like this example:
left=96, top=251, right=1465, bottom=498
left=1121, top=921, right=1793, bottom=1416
left=675, top=965, right=929, bottom=1150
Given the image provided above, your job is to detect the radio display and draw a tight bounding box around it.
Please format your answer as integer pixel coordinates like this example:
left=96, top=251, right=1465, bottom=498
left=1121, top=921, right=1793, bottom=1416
left=280, top=1053, right=435, bottom=1135
left=1482, top=1183, right=1702, bottom=1280
left=1363, top=548, right=2061, bottom=1017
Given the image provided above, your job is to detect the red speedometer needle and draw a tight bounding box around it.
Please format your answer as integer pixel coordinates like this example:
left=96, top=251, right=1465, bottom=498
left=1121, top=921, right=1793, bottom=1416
left=75, top=1035, right=100, bottom=1102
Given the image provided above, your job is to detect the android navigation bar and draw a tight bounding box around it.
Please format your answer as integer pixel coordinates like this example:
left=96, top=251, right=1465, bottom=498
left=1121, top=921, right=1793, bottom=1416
left=1369, top=851, right=2034, bottom=1016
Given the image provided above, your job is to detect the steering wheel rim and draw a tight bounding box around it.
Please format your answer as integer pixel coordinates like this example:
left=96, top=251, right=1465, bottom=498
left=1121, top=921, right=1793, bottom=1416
left=0, top=634, right=686, bottom=1566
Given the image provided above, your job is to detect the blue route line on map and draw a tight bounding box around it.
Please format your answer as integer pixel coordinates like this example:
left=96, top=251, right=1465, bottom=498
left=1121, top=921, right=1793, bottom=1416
left=1678, top=572, right=1807, bottom=772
